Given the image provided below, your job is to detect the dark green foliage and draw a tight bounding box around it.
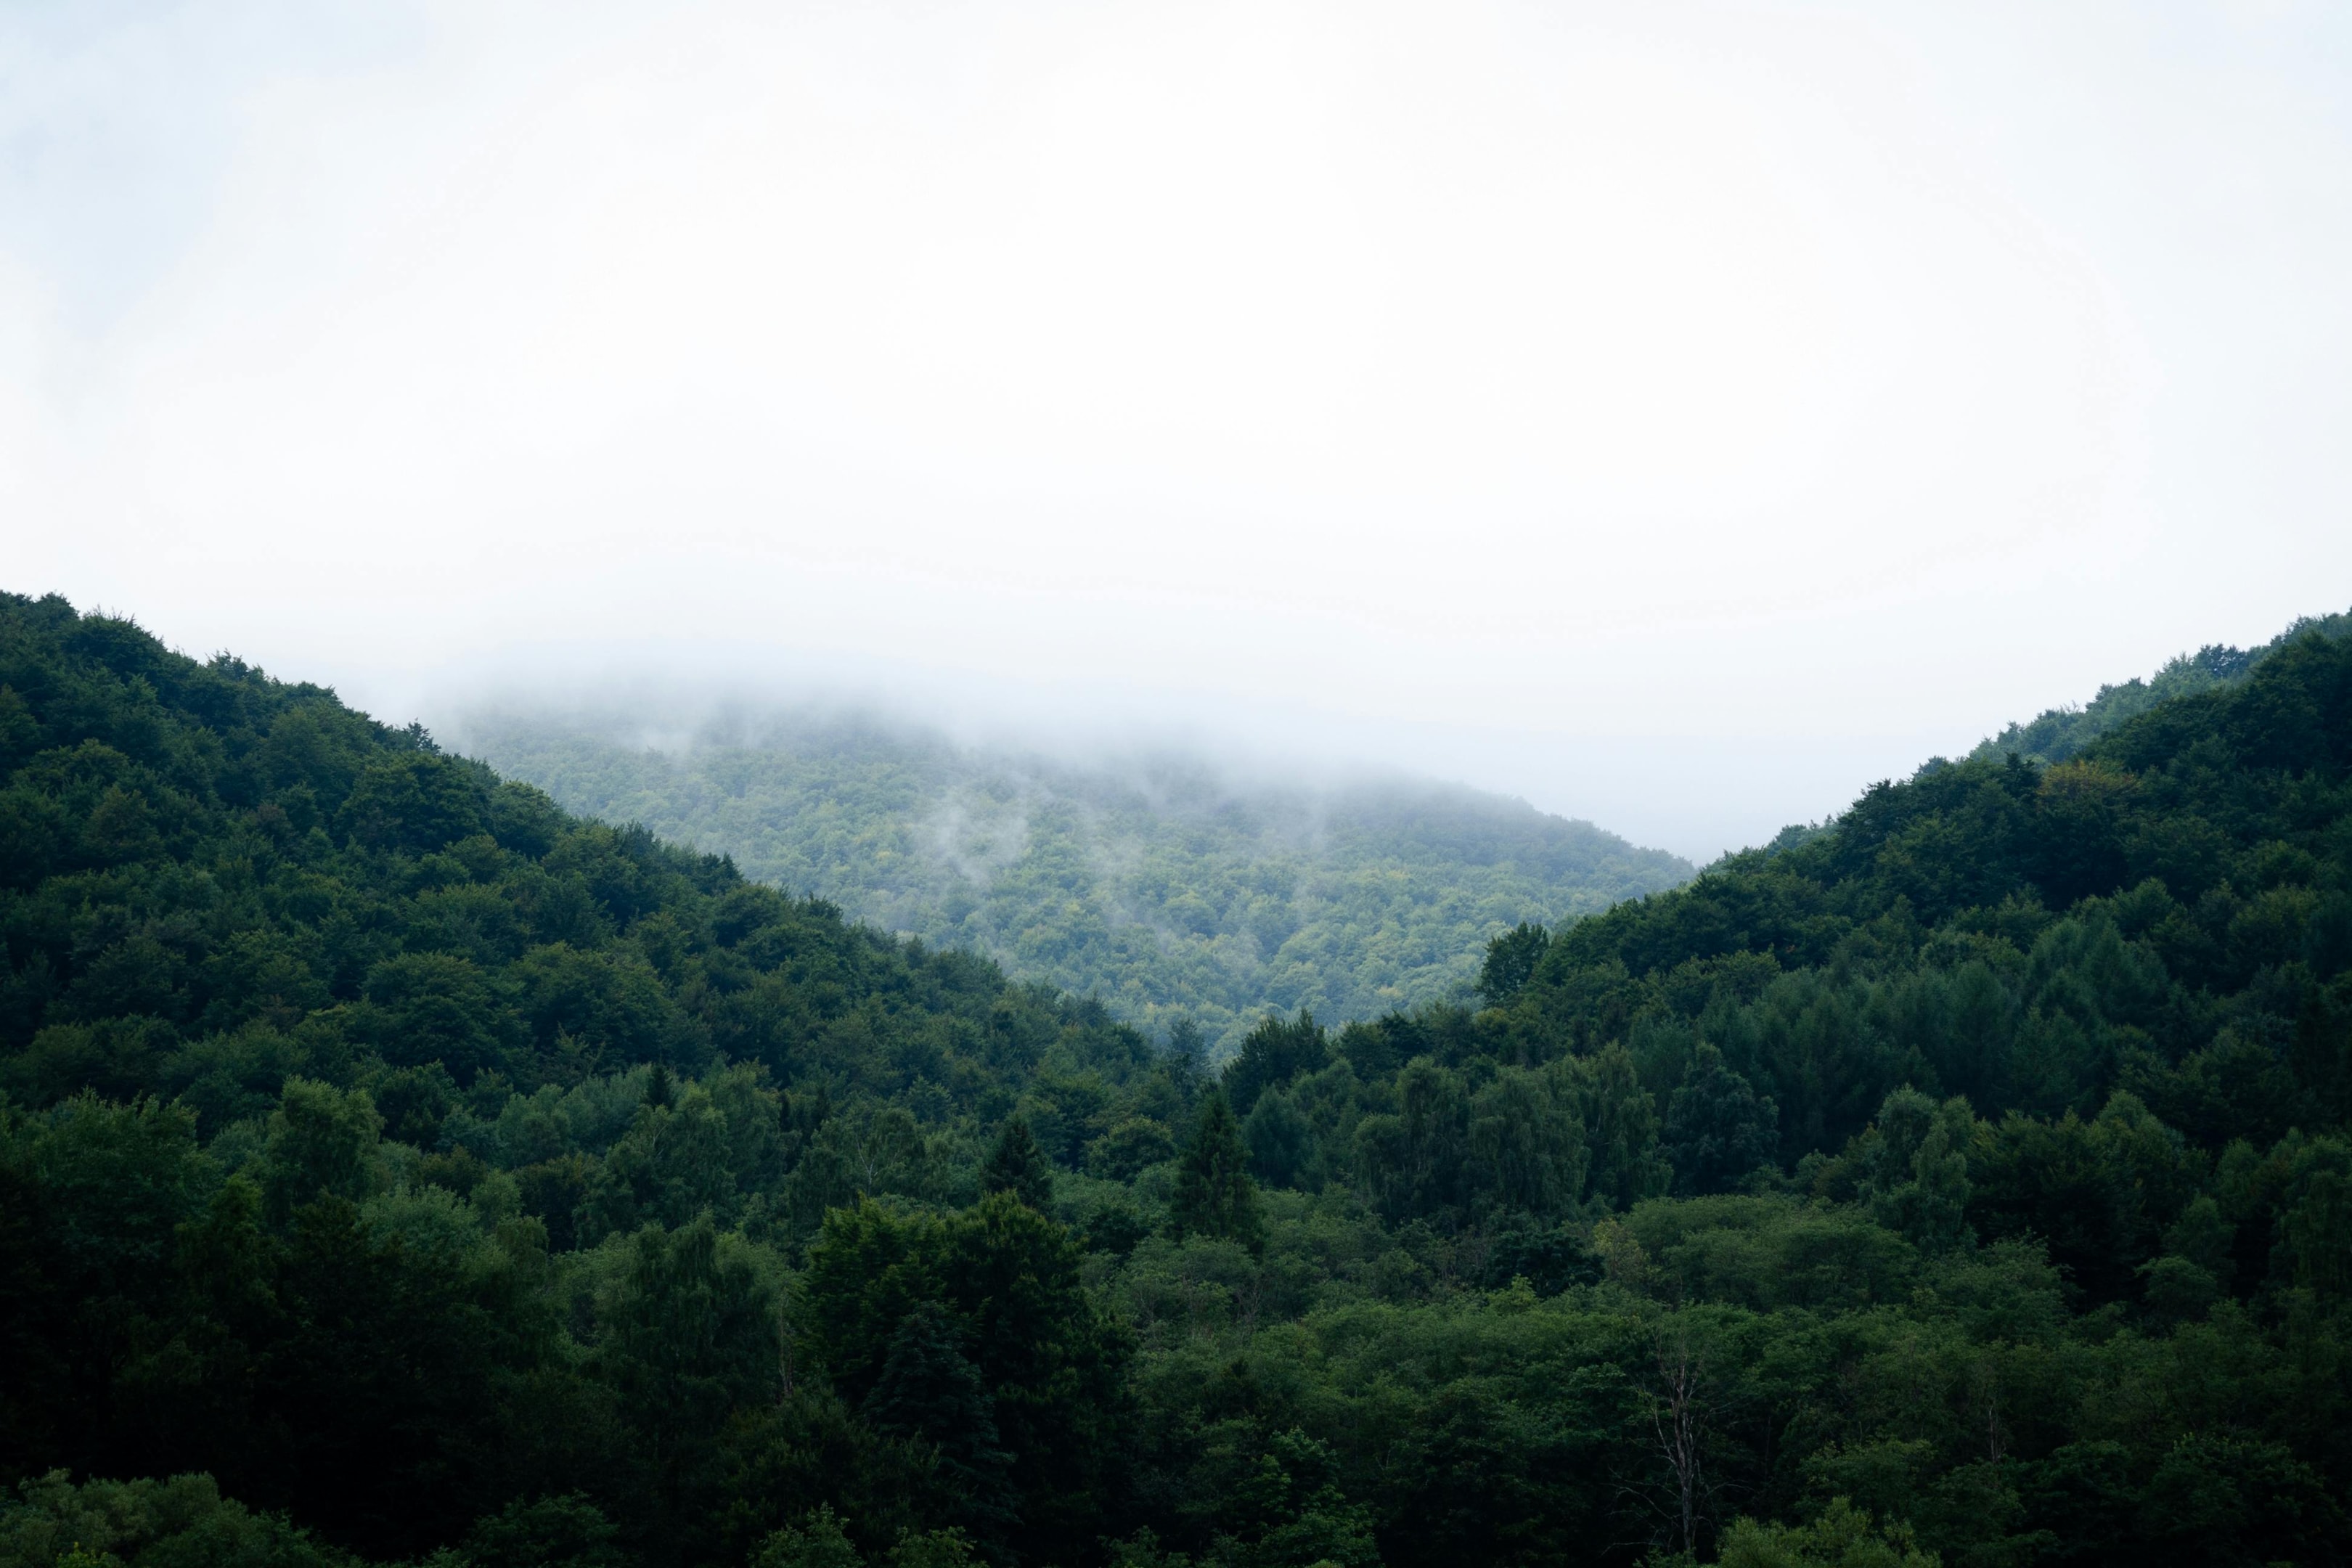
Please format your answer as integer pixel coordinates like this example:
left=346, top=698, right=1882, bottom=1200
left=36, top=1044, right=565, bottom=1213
left=338, top=753, right=488, bottom=856
left=1476, top=922, right=1548, bottom=1006
left=980, top=1116, right=1053, bottom=1209
left=1715, top=1499, right=1933, bottom=1568
left=0, top=1471, right=354, bottom=1568
left=7, top=592, right=2352, bottom=1568
left=1969, top=611, right=2351, bottom=767
left=1501, top=624, right=2352, bottom=1178
left=1168, top=1092, right=1262, bottom=1250
left=1162, top=1017, right=1206, bottom=1071
left=860, top=1304, right=1015, bottom=1535
left=0, top=595, right=1156, bottom=1563
left=462, top=1495, right=625, bottom=1568
left=1663, top=1042, right=1776, bottom=1196
left=1220, top=1012, right=1326, bottom=1119
left=1186, top=1426, right=1376, bottom=1568
left=599, top=1217, right=781, bottom=1530
left=1241, top=1090, right=1314, bottom=1190
left=258, top=1079, right=383, bottom=1224
left=1085, top=1118, right=1175, bottom=1183
left=798, top=1196, right=1128, bottom=1564
left=751, top=1508, right=861, bottom=1568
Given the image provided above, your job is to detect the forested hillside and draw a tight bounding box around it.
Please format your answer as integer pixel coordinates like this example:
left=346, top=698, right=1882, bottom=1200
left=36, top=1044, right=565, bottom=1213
left=1967, top=608, right=2351, bottom=766
left=5, top=590, right=2352, bottom=1568
left=457, top=710, right=1691, bottom=1055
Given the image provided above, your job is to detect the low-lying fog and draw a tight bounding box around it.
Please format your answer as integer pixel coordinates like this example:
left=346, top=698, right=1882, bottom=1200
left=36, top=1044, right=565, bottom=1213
left=12, top=2, right=2352, bottom=867
left=438, top=668, right=1702, bottom=1049
left=420, top=648, right=1912, bottom=867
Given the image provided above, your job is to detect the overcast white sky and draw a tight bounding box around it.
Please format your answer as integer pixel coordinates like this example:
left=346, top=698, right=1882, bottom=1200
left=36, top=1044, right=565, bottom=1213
left=4, top=0, right=2349, bottom=860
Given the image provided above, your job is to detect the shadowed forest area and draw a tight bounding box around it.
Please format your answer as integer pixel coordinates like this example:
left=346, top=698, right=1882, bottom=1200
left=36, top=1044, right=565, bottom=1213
left=4, top=589, right=2352, bottom=1568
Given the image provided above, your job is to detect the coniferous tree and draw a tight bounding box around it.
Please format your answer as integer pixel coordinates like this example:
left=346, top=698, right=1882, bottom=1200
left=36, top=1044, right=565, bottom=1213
left=1169, top=1089, right=1262, bottom=1251
left=862, top=1302, right=1016, bottom=1537
left=981, top=1116, right=1053, bottom=1209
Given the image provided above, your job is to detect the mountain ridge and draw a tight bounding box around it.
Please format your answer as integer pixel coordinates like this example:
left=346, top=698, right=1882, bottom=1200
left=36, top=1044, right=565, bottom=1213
left=5, top=589, right=2351, bottom=1568
left=1964, top=605, right=2351, bottom=767
left=457, top=705, right=1693, bottom=1055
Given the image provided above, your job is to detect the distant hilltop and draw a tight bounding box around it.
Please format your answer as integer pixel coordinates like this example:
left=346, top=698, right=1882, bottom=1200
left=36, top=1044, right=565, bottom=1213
left=457, top=707, right=1694, bottom=1056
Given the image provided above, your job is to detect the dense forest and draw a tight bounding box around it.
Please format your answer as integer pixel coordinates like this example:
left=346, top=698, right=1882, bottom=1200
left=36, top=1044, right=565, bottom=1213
left=457, top=709, right=1691, bottom=1055
left=4, top=588, right=2352, bottom=1568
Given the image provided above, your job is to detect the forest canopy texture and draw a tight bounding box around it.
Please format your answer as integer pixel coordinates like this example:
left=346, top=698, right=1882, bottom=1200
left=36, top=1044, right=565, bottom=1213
left=458, top=709, right=1692, bottom=1056
left=4, top=589, right=2352, bottom=1568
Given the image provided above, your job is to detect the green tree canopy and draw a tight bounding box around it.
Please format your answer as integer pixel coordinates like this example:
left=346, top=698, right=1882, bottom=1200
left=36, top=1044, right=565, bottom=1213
left=979, top=1116, right=1053, bottom=1210
left=1169, top=1090, right=1262, bottom=1251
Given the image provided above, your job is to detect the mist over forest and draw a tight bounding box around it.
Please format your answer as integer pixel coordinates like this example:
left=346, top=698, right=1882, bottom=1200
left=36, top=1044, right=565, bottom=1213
left=10, top=4, right=2352, bottom=1564
left=9, top=588, right=2352, bottom=1568
left=454, top=703, right=1692, bottom=1058
left=452, top=605, right=2352, bottom=1063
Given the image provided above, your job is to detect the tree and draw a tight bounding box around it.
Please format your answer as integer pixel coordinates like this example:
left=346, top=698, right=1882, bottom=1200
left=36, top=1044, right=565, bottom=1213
left=258, top=1079, right=382, bottom=1228
left=262, top=1193, right=522, bottom=1555
left=1716, top=1498, right=1936, bottom=1568
left=1169, top=1090, right=1263, bottom=1251
left=335, top=751, right=488, bottom=854
left=1355, top=1061, right=1471, bottom=1224
left=1222, top=1012, right=1328, bottom=1119
left=1478, top=922, right=1550, bottom=1006
left=1086, top=1119, right=1177, bottom=1183
left=1643, top=1317, right=1711, bottom=1560
left=1191, top=1424, right=1378, bottom=1568
left=1469, top=1065, right=1587, bottom=1219
left=799, top=1201, right=948, bottom=1405
left=754, top=1507, right=863, bottom=1568
left=1861, top=1089, right=1974, bottom=1254
left=462, top=1494, right=626, bottom=1568
left=0, top=1471, right=348, bottom=1568
left=799, top=1196, right=1129, bottom=1565
left=887, top=1530, right=977, bottom=1568
left=1663, top=1043, right=1778, bottom=1196
left=1164, top=1016, right=1208, bottom=1085
left=1575, top=1045, right=1672, bottom=1212
left=980, top=1116, right=1053, bottom=1210
left=862, top=1302, right=1016, bottom=1538
left=598, top=1217, right=783, bottom=1536
left=1242, top=1090, right=1314, bottom=1189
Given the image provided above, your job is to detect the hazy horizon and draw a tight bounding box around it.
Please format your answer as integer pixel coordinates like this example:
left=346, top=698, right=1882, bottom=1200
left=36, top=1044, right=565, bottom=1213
left=9, top=1, right=2352, bottom=860
left=443, top=675, right=1702, bottom=859
left=259, top=597, right=2352, bottom=864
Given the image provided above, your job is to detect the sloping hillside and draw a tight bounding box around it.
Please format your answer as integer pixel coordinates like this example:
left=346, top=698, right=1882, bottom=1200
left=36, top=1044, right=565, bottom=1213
left=1967, top=606, right=2350, bottom=765
left=460, top=709, right=1692, bottom=1053
left=5, top=592, right=2350, bottom=1568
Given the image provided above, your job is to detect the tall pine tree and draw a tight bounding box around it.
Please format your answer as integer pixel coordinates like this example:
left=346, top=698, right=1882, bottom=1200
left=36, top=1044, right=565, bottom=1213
left=863, top=1302, right=1016, bottom=1540
left=1169, top=1090, right=1263, bottom=1251
left=981, top=1116, right=1053, bottom=1209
